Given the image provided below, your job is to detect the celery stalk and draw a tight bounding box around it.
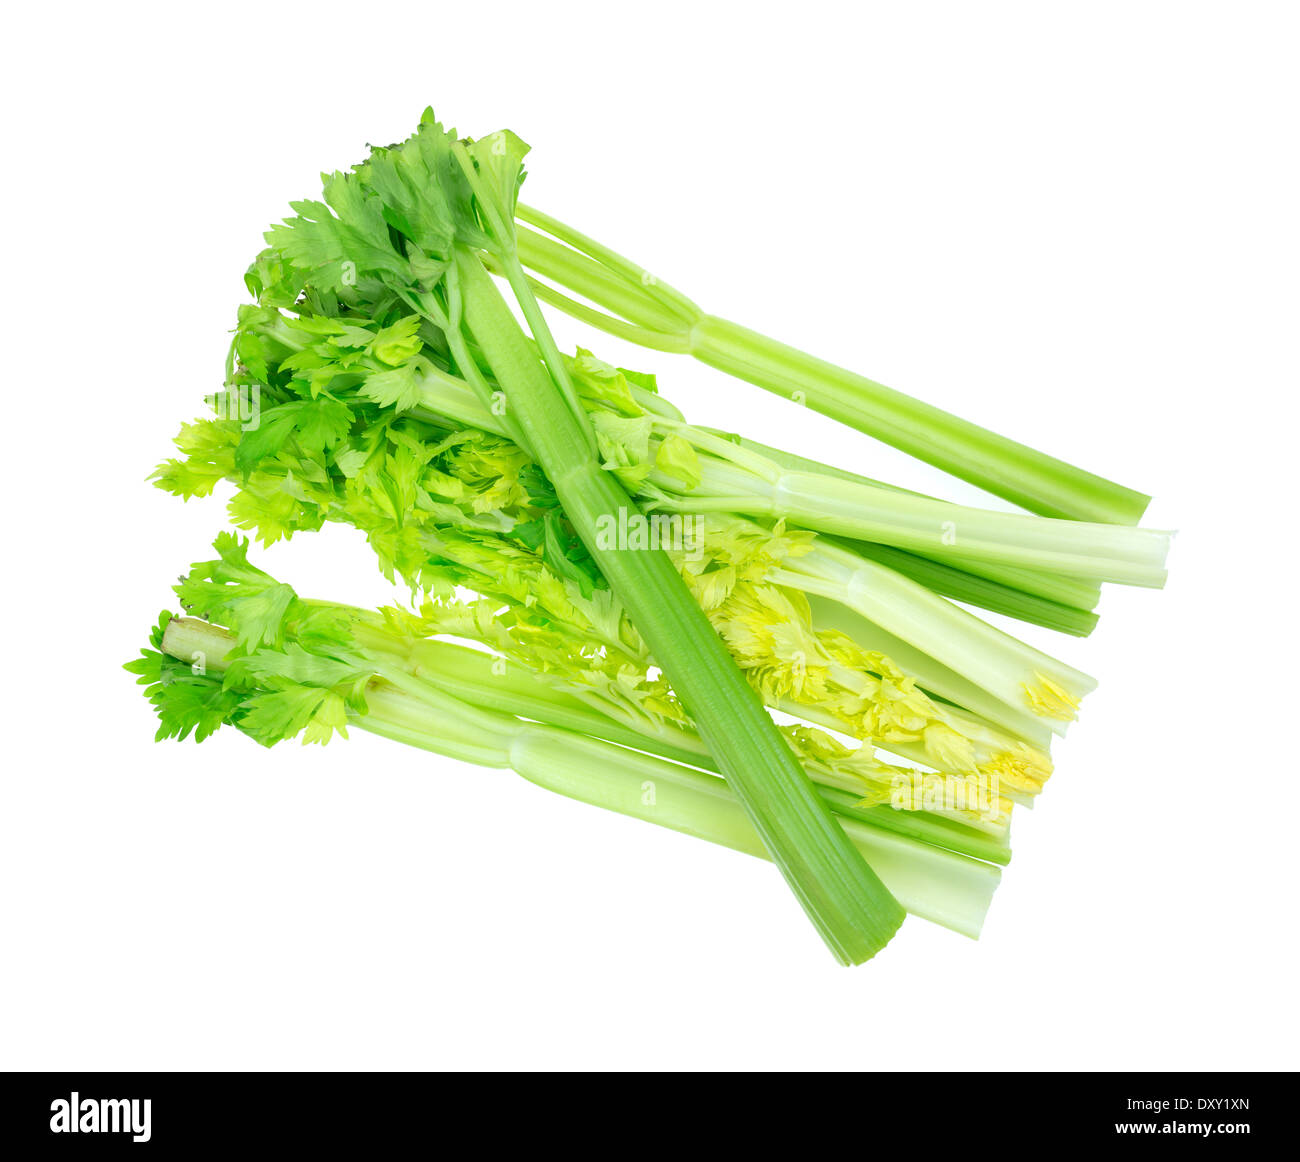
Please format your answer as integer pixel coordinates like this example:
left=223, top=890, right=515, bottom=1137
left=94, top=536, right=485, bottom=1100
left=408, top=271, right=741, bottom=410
left=157, top=615, right=999, bottom=938
left=659, top=455, right=1170, bottom=588
left=514, top=206, right=1151, bottom=525
left=774, top=539, right=1097, bottom=734
left=351, top=628, right=1016, bottom=862
left=448, top=236, right=904, bottom=964
left=706, top=433, right=1105, bottom=618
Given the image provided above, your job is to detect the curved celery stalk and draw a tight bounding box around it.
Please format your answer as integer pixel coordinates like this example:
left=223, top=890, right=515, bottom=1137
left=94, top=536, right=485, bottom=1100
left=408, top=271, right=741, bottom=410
left=358, top=694, right=1000, bottom=939
left=352, top=629, right=1015, bottom=861
left=508, top=729, right=1000, bottom=940
left=158, top=616, right=998, bottom=938
left=514, top=206, right=1151, bottom=525
left=360, top=634, right=714, bottom=770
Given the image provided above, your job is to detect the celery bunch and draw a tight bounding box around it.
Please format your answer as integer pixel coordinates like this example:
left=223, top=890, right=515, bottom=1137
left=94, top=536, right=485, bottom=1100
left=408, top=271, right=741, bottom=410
left=135, top=108, right=1171, bottom=963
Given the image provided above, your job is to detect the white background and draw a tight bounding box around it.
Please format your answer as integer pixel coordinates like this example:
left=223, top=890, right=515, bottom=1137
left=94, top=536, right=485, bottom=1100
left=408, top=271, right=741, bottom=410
left=3, top=1, right=1296, bottom=1071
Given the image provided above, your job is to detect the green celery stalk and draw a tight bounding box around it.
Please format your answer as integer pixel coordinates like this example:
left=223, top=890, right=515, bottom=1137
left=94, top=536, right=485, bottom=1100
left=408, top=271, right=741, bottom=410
left=245, top=306, right=1110, bottom=626
left=512, top=207, right=1151, bottom=525
left=508, top=728, right=1001, bottom=940
left=708, top=432, right=1105, bottom=615
left=842, top=542, right=1099, bottom=637
left=157, top=616, right=999, bottom=938
left=356, top=633, right=725, bottom=771
left=449, top=241, right=904, bottom=964
left=351, top=629, right=1014, bottom=863
left=658, top=454, right=1170, bottom=588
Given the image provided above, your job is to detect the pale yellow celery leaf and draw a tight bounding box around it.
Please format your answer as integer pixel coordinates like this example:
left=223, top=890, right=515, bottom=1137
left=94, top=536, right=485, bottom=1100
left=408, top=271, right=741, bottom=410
left=976, top=743, right=1054, bottom=796
left=1023, top=672, right=1084, bottom=721
left=653, top=433, right=702, bottom=489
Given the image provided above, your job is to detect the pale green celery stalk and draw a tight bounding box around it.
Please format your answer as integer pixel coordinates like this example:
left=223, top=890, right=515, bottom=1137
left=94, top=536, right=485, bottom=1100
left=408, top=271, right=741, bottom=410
left=655, top=451, right=1171, bottom=588
left=400, top=350, right=1154, bottom=608
left=163, top=617, right=997, bottom=938
left=351, top=629, right=1012, bottom=863
left=448, top=233, right=904, bottom=964
left=513, top=207, right=1151, bottom=525
left=178, top=609, right=1010, bottom=862
left=510, top=729, right=1000, bottom=940
left=773, top=539, right=1097, bottom=736
left=397, top=365, right=1107, bottom=625
left=714, top=432, right=1104, bottom=615
left=395, top=351, right=1124, bottom=651
left=356, top=632, right=713, bottom=770
left=409, top=367, right=509, bottom=436
left=806, top=595, right=1054, bottom=747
